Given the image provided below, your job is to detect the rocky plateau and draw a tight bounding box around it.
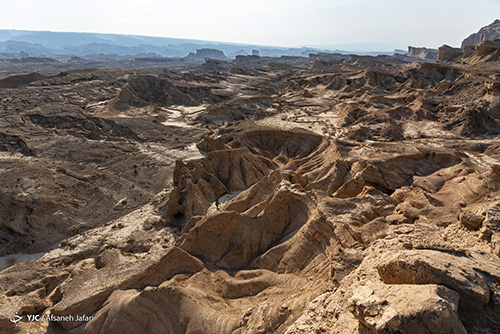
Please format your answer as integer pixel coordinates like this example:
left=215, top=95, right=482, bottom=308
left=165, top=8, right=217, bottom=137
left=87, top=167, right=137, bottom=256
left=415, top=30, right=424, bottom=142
left=1, top=21, right=500, bottom=334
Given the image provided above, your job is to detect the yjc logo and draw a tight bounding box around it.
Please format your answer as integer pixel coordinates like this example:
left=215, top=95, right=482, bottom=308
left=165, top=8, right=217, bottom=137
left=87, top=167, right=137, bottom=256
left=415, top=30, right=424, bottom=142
left=10, top=312, right=23, bottom=326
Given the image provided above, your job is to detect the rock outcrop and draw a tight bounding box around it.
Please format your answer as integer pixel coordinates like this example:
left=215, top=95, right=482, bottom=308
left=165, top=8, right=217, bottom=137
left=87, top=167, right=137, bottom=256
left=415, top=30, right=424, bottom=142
left=184, top=48, right=228, bottom=60
left=407, top=46, right=438, bottom=60
left=475, top=39, right=500, bottom=59
left=462, top=19, right=500, bottom=48
left=437, top=44, right=462, bottom=62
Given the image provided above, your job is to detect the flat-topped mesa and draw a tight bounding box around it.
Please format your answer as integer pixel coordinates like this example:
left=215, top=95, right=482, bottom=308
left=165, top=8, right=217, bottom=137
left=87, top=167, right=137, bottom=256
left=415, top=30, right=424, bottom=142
left=407, top=46, right=438, bottom=60
left=462, top=19, right=500, bottom=48
left=184, top=48, right=228, bottom=60
left=437, top=44, right=462, bottom=62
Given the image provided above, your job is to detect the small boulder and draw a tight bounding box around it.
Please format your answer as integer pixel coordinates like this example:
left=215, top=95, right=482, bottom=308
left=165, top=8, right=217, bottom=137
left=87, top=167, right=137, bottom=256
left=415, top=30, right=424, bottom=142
left=459, top=211, right=484, bottom=229
left=386, top=213, right=412, bottom=225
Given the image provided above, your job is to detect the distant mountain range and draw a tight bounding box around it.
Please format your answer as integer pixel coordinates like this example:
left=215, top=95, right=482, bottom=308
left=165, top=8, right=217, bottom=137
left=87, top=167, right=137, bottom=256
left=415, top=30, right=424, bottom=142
left=0, top=30, right=401, bottom=60
left=0, top=30, right=321, bottom=59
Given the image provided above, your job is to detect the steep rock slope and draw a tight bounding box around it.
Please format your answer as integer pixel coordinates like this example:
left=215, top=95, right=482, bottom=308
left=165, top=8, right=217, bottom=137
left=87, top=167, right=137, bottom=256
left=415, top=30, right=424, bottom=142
left=462, top=19, right=500, bottom=48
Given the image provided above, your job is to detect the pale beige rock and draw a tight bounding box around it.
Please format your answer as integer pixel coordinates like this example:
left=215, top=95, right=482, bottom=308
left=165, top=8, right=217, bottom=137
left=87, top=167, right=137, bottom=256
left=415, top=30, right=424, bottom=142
left=407, top=46, right=438, bottom=60
left=84, top=269, right=317, bottom=334
left=475, top=39, right=500, bottom=57
left=377, top=250, right=490, bottom=308
left=350, top=282, right=466, bottom=334
left=50, top=246, right=203, bottom=330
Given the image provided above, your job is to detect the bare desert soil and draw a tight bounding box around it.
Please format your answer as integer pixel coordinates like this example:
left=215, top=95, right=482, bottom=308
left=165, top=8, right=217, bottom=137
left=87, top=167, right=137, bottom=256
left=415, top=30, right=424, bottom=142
left=1, top=50, right=500, bottom=333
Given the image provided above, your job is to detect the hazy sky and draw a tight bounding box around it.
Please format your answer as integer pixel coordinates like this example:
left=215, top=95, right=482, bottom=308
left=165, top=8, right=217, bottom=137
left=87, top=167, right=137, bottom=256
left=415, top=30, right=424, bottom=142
left=1, top=0, right=499, bottom=49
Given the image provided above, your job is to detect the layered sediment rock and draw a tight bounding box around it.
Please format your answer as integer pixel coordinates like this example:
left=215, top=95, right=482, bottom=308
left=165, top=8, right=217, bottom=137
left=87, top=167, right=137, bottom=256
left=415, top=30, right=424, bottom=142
left=2, top=28, right=500, bottom=334
left=475, top=39, right=500, bottom=59
left=184, top=48, right=228, bottom=60
left=462, top=19, right=500, bottom=48
left=437, top=45, right=462, bottom=61
left=408, top=46, right=438, bottom=60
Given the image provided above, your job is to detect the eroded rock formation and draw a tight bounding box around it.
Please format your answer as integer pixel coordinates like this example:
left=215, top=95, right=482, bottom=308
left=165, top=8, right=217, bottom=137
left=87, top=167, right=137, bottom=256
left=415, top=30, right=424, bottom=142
left=407, top=46, right=438, bottom=60
left=184, top=48, right=228, bottom=61
left=437, top=45, right=463, bottom=62
left=462, top=19, right=500, bottom=48
left=1, top=24, right=500, bottom=334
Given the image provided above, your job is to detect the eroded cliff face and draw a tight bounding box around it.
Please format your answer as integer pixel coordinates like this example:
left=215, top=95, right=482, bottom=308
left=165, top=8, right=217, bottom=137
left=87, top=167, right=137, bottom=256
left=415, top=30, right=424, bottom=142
left=407, top=46, right=438, bottom=60
left=462, top=19, right=500, bottom=48
left=1, top=45, right=500, bottom=334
